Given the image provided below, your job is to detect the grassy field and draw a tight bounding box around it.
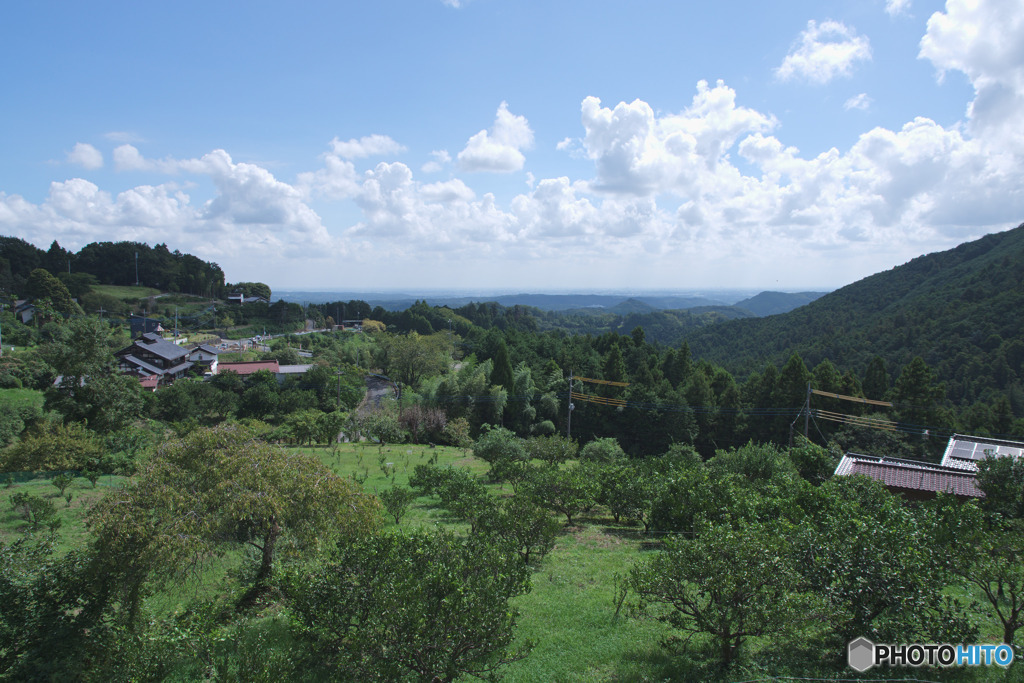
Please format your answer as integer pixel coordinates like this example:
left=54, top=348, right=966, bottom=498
left=0, top=473, right=120, bottom=551
left=91, top=284, right=163, bottom=300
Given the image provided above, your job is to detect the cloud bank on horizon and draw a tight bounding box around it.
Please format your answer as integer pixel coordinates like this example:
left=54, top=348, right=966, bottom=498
left=1, top=0, right=1022, bottom=291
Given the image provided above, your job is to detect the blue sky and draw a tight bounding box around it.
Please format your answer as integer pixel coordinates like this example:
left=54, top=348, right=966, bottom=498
left=2, top=0, right=1022, bottom=292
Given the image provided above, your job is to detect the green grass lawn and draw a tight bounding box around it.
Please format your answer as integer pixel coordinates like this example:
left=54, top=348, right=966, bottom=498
left=0, top=472, right=120, bottom=552
left=91, top=284, right=163, bottom=300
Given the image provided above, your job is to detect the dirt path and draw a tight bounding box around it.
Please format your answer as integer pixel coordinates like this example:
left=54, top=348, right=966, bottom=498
left=358, top=375, right=395, bottom=415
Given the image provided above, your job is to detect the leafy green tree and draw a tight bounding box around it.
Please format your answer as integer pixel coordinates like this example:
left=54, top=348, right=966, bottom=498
left=528, top=464, right=599, bottom=525
left=284, top=530, right=533, bottom=682
left=523, top=433, right=577, bottom=466
left=0, top=395, right=43, bottom=448
left=473, top=425, right=527, bottom=482
left=57, top=271, right=98, bottom=299
left=24, top=268, right=79, bottom=316
left=976, top=454, right=1024, bottom=518
left=408, top=463, right=448, bottom=496
left=685, top=369, right=717, bottom=456
left=442, top=416, right=472, bottom=452
left=8, top=492, right=61, bottom=531
left=283, top=408, right=321, bottom=445
left=787, top=437, right=838, bottom=485
left=0, top=538, right=113, bottom=678
left=361, top=410, right=408, bottom=446
left=893, top=356, right=947, bottom=431
left=597, top=463, right=660, bottom=531
left=579, top=437, right=626, bottom=464
left=797, top=477, right=964, bottom=648
left=863, top=355, right=889, bottom=401
left=475, top=492, right=560, bottom=565
left=50, top=472, right=74, bottom=498
left=375, top=332, right=453, bottom=388
left=772, top=352, right=811, bottom=442
left=506, top=362, right=538, bottom=434
left=489, top=339, right=515, bottom=388
left=237, top=371, right=280, bottom=420
left=602, top=343, right=627, bottom=385
left=435, top=470, right=495, bottom=532
left=707, top=441, right=796, bottom=483
left=314, top=410, right=347, bottom=445
left=39, top=316, right=143, bottom=432
left=228, top=281, right=271, bottom=299
left=155, top=377, right=235, bottom=423
left=88, top=425, right=380, bottom=620
left=379, top=485, right=416, bottom=525
left=649, top=468, right=752, bottom=535
left=630, top=519, right=821, bottom=668
left=0, top=421, right=102, bottom=473
left=935, top=498, right=1024, bottom=647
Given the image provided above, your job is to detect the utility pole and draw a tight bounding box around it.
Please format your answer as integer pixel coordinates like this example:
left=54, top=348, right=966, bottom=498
left=804, top=381, right=811, bottom=439
left=566, top=371, right=575, bottom=438
left=134, top=251, right=139, bottom=286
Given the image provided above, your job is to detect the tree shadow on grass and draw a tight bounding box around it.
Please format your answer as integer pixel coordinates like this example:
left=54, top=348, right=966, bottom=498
left=611, top=638, right=736, bottom=683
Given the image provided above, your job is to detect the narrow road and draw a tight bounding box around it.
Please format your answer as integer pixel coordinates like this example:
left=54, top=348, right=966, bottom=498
left=359, top=375, right=396, bottom=415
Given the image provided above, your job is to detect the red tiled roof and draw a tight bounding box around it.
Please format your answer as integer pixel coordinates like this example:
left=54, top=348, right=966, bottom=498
left=218, top=360, right=280, bottom=376
left=838, top=454, right=984, bottom=498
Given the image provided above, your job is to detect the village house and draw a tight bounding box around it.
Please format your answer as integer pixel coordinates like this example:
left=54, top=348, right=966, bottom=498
left=833, top=433, right=1024, bottom=501
left=833, top=452, right=984, bottom=501
left=188, top=343, right=221, bottom=375
left=115, top=332, right=194, bottom=387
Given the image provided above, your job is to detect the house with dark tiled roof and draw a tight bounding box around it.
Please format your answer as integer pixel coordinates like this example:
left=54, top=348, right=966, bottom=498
left=834, top=452, right=985, bottom=501
left=115, top=332, right=194, bottom=387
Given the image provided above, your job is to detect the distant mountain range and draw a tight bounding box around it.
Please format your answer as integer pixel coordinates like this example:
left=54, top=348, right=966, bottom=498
left=680, top=222, right=1024, bottom=408
left=275, top=290, right=827, bottom=317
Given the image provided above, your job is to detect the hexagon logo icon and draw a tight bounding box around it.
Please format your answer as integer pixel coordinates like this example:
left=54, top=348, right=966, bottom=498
left=848, top=637, right=875, bottom=672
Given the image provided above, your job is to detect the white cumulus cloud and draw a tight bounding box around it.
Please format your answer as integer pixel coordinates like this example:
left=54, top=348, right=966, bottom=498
left=329, top=134, right=406, bottom=159
left=776, top=20, right=872, bottom=84
left=457, top=102, right=534, bottom=172
left=581, top=80, right=776, bottom=196
left=67, top=143, right=103, bottom=170
left=920, top=0, right=1024, bottom=152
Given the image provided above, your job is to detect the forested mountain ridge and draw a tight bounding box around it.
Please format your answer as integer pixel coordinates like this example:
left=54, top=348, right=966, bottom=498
left=684, top=223, right=1024, bottom=407
left=733, top=291, right=826, bottom=317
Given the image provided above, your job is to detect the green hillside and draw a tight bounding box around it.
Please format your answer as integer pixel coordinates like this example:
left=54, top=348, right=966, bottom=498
left=684, top=223, right=1024, bottom=407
